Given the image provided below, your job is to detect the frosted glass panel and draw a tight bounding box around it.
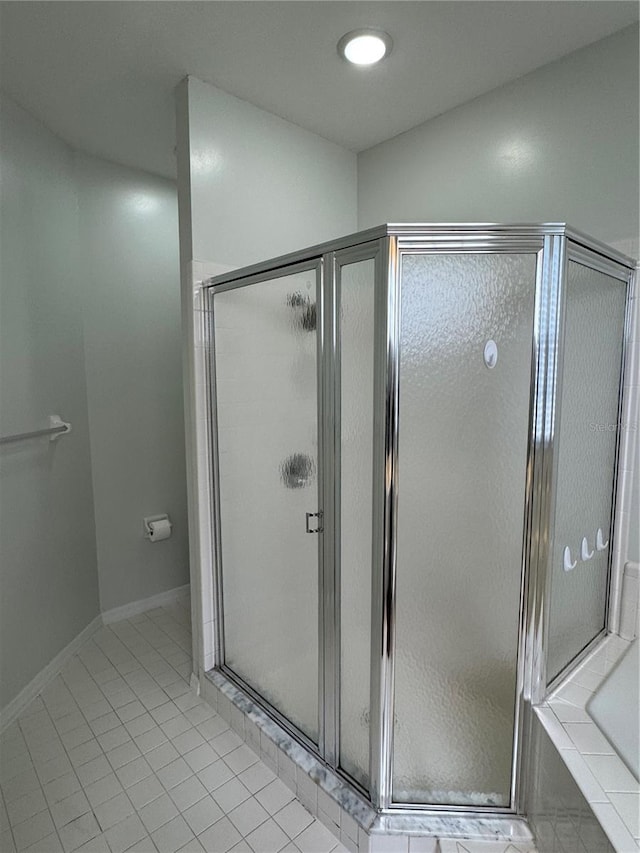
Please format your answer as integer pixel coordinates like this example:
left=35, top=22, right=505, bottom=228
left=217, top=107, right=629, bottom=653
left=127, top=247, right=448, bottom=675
left=339, top=258, right=375, bottom=790
left=392, top=253, right=536, bottom=806
left=547, top=262, right=626, bottom=681
left=214, top=268, right=319, bottom=743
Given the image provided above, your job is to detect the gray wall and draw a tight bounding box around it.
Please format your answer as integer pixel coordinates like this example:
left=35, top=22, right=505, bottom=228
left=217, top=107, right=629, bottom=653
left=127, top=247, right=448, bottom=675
left=175, top=76, right=358, bottom=672
left=357, top=24, right=639, bottom=568
left=75, top=154, right=189, bottom=612
left=0, top=96, right=187, bottom=711
left=358, top=25, right=639, bottom=253
left=0, top=95, right=100, bottom=708
left=184, top=77, right=357, bottom=267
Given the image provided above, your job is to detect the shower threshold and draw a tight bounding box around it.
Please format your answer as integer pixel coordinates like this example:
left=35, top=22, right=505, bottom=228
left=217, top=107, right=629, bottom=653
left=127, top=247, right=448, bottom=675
left=200, top=668, right=535, bottom=853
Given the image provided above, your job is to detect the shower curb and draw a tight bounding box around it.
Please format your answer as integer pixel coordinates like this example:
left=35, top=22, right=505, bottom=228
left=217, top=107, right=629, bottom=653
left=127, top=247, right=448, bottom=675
left=200, top=668, right=536, bottom=853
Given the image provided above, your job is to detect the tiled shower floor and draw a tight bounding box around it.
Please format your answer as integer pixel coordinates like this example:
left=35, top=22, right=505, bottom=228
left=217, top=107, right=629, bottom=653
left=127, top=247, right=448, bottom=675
left=0, top=598, right=348, bottom=853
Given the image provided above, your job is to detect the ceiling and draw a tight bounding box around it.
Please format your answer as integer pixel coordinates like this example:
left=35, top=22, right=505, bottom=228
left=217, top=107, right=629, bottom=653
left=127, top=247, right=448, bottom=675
left=0, top=2, right=637, bottom=180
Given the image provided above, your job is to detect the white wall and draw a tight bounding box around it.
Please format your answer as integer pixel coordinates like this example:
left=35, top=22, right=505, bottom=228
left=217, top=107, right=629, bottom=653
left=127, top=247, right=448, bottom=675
left=175, top=76, right=357, bottom=673
left=75, top=154, right=189, bottom=612
left=0, top=95, right=100, bottom=708
left=358, top=25, right=639, bottom=255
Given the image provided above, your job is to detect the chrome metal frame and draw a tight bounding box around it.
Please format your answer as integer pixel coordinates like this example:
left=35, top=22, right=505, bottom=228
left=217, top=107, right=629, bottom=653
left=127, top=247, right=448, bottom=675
left=382, top=237, right=546, bottom=817
left=369, top=234, right=398, bottom=810
left=542, top=242, right=634, bottom=691
left=330, top=240, right=385, bottom=789
left=206, top=256, right=325, bottom=753
left=205, top=286, right=225, bottom=661
left=201, top=224, right=636, bottom=823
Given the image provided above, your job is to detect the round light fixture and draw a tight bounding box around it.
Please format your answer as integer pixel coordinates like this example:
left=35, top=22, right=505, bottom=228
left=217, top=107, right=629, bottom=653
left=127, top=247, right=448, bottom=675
left=337, top=29, right=392, bottom=66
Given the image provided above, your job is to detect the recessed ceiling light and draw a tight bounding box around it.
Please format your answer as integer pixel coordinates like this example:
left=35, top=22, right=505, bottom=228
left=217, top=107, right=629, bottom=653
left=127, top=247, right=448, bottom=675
left=337, top=29, right=393, bottom=66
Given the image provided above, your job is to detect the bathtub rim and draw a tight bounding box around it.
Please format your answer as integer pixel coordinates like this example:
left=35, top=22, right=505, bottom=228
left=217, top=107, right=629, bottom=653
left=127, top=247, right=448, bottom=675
left=535, top=632, right=639, bottom=852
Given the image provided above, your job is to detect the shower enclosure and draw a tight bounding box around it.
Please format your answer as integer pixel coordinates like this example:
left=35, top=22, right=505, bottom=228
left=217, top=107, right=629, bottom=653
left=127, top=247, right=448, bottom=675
left=201, top=224, right=634, bottom=818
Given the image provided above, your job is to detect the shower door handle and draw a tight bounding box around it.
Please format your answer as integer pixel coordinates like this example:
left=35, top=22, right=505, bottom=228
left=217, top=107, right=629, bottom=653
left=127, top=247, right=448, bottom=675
left=305, top=511, right=323, bottom=534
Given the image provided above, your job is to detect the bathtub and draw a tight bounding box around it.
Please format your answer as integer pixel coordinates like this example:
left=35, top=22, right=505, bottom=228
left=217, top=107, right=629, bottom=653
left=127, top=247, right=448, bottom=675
left=534, top=629, right=640, bottom=851
left=588, top=638, right=639, bottom=781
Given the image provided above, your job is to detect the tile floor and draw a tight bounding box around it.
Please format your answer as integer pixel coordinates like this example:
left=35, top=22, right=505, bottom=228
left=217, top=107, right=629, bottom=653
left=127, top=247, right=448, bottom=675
left=0, top=600, right=348, bottom=853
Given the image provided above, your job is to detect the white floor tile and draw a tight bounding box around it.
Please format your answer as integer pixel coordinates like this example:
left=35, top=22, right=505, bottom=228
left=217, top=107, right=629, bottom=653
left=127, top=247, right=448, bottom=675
left=1, top=768, right=41, bottom=805
left=135, top=727, right=169, bottom=755
left=84, top=773, right=124, bottom=809
left=176, top=838, right=205, bottom=853
left=96, top=727, right=130, bottom=754
left=196, top=717, right=229, bottom=743
left=22, top=832, right=64, bottom=853
left=104, top=813, right=147, bottom=853
left=2, top=604, right=344, bottom=853
left=126, top=714, right=157, bottom=739
left=256, top=779, right=295, bottom=816
left=68, top=741, right=102, bottom=770
left=211, top=732, right=243, bottom=758
left=294, top=820, right=339, bottom=853
left=36, top=755, right=74, bottom=786
left=147, top=743, right=180, bottom=772
left=76, top=757, right=111, bottom=788
left=245, top=817, right=290, bottom=853
left=154, top=702, right=184, bottom=725
left=93, top=792, right=135, bottom=831
left=184, top=706, right=215, bottom=728
left=238, top=763, right=276, bottom=795
left=161, top=716, right=194, bottom=741
left=198, top=816, right=242, bottom=853
left=169, top=776, right=209, bottom=813
left=228, top=797, right=270, bottom=837
left=173, top=730, right=206, bottom=757
left=139, top=793, right=180, bottom=834
left=127, top=775, right=165, bottom=810
left=1, top=828, right=17, bottom=853
left=224, top=747, right=258, bottom=776
left=274, top=800, right=314, bottom=839
left=6, top=788, right=47, bottom=826
left=57, top=812, right=101, bottom=853
left=182, top=796, right=223, bottom=836
left=13, top=809, right=55, bottom=851
left=197, top=761, right=235, bottom=794
left=106, top=742, right=141, bottom=771
left=184, top=745, right=218, bottom=774
left=117, top=701, right=146, bottom=724
left=152, top=815, right=195, bottom=853
left=157, top=758, right=192, bottom=790
left=212, top=779, right=252, bottom=815
left=51, top=791, right=91, bottom=829
left=116, top=757, right=153, bottom=790
left=74, top=833, right=110, bottom=853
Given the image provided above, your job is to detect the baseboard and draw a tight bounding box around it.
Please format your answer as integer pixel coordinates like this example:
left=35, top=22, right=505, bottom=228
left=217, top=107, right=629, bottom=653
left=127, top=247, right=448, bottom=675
left=0, top=614, right=103, bottom=732
left=101, top=583, right=190, bottom=624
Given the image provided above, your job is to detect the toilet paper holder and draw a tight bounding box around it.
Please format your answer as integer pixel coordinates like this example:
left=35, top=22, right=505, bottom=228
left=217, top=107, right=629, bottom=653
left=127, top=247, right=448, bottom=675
left=143, top=514, right=172, bottom=541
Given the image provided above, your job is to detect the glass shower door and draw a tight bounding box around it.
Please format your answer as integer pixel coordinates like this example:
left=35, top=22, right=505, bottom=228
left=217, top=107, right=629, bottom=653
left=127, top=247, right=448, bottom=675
left=546, top=258, right=627, bottom=682
left=392, top=251, right=537, bottom=807
left=212, top=262, right=322, bottom=744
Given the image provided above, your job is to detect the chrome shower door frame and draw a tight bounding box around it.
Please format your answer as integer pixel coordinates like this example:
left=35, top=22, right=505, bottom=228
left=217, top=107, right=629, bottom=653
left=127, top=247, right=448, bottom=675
left=206, top=256, right=326, bottom=757
left=205, top=234, right=387, bottom=787
left=537, top=240, right=636, bottom=695
left=202, top=223, right=636, bottom=823
left=325, top=239, right=386, bottom=785
left=370, top=230, right=548, bottom=816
